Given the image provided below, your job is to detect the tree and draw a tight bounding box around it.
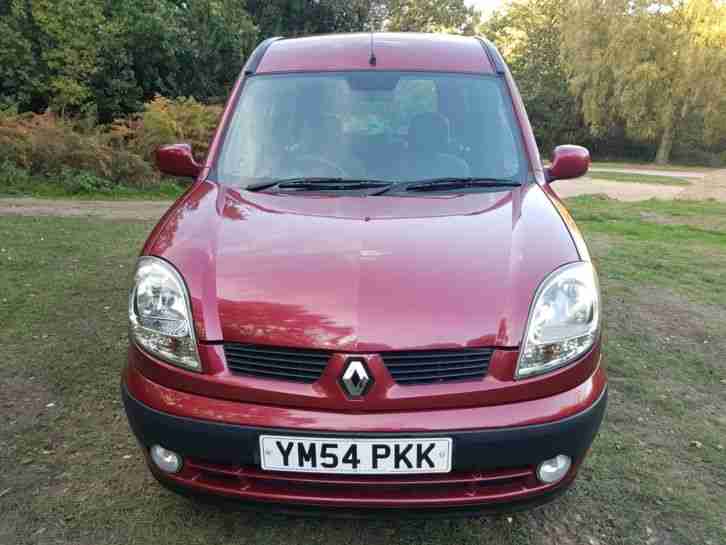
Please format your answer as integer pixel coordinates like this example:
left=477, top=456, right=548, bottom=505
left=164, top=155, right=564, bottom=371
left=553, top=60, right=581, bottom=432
left=372, top=0, right=480, bottom=34
left=561, top=0, right=726, bottom=164
left=0, top=0, right=258, bottom=120
left=245, top=0, right=372, bottom=37
left=482, top=0, right=589, bottom=154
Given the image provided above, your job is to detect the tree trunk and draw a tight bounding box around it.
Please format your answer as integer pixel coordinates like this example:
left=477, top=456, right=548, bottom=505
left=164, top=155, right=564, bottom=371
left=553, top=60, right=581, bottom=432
left=655, top=118, right=674, bottom=165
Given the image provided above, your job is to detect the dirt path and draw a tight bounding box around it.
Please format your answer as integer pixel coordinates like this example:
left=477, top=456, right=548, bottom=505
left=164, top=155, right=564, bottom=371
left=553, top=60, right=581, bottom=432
left=678, top=169, right=726, bottom=201
left=553, top=177, right=685, bottom=201
left=589, top=167, right=707, bottom=179
left=1, top=170, right=725, bottom=219
left=554, top=168, right=726, bottom=202
left=0, top=197, right=173, bottom=220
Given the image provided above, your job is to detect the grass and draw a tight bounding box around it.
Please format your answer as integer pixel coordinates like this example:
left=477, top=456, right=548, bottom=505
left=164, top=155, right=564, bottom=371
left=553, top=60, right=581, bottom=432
left=0, top=179, right=185, bottom=201
left=1, top=196, right=725, bottom=545
left=590, top=160, right=718, bottom=172
left=587, top=171, right=691, bottom=186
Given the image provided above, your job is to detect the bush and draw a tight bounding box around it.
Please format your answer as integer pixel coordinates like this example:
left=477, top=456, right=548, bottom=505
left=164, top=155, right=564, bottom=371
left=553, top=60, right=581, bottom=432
left=0, top=110, right=157, bottom=189
left=58, top=168, right=115, bottom=195
left=113, top=96, right=222, bottom=162
left=0, top=97, right=221, bottom=195
left=0, top=160, right=35, bottom=195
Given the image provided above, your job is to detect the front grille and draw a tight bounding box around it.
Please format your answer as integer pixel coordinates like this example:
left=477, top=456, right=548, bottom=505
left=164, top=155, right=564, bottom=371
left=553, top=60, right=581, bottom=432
left=381, top=348, right=493, bottom=385
left=223, top=344, right=493, bottom=385
left=224, top=343, right=331, bottom=383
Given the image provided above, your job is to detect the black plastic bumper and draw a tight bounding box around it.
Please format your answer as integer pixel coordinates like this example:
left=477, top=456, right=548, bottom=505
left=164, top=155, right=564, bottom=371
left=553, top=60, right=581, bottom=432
left=122, top=384, right=607, bottom=472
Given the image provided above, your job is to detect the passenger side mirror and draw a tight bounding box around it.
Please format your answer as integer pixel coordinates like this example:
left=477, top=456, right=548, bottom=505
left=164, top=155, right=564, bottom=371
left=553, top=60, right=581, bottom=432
left=155, top=144, right=203, bottom=179
left=545, top=145, right=590, bottom=182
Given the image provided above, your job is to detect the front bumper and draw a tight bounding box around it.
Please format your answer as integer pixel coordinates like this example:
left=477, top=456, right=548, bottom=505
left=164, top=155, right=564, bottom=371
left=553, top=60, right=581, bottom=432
left=122, top=366, right=607, bottom=511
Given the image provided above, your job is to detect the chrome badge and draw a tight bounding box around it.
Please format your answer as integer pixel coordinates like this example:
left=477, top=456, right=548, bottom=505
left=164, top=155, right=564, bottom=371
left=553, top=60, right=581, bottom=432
left=340, top=358, right=372, bottom=397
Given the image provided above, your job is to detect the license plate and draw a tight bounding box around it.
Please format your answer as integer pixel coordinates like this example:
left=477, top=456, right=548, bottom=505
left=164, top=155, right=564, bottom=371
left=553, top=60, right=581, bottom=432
left=259, top=435, right=452, bottom=474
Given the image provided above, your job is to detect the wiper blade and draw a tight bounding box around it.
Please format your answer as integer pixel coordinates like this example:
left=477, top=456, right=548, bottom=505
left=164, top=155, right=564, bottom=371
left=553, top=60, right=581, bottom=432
left=247, top=177, right=392, bottom=192
left=403, top=177, right=521, bottom=192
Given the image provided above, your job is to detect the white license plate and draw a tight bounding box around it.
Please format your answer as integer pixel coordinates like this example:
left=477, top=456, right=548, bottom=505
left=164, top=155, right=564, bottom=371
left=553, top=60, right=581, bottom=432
left=259, top=435, right=452, bottom=474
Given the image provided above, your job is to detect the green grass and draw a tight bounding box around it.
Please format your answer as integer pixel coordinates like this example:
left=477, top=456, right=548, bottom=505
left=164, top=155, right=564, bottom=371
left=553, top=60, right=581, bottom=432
left=1, top=196, right=725, bottom=545
left=0, top=179, right=185, bottom=200
left=590, top=160, right=718, bottom=172
left=588, top=171, right=691, bottom=186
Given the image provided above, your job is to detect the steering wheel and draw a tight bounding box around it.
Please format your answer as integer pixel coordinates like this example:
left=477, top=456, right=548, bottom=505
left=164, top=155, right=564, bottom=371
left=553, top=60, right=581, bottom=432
left=291, top=154, right=350, bottom=178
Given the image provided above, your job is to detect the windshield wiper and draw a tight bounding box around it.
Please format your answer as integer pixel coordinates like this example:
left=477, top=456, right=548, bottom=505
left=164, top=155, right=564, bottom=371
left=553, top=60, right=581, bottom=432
left=246, top=177, right=392, bottom=192
left=399, top=177, right=521, bottom=193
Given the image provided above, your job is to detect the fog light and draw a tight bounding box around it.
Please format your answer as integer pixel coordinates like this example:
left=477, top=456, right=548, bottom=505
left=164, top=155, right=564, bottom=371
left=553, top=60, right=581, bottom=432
left=537, top=454, right=571, bottom=484
left=150, top=444, right=183, bottom=474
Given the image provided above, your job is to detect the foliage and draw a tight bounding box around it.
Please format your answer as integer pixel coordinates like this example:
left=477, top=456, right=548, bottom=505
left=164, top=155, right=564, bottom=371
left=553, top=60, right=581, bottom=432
left=0, top=110, right=154, bottom=188
left=561, top=0, right=726, bottom=164
left=482, top=0, right=588, bottom=154
left=246, top=0, right=373, bottom=36
left=0, top=0, right=258, bottom=121
left=375, top=0, right=480, bottom=33
left=0, top=95, right=222, bottom=193
left=112, top=96, right=222, bottom=162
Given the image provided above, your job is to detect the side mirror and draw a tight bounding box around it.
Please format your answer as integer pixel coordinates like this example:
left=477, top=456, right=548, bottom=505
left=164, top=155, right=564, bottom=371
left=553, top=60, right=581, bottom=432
left=155, top=144, right=202, bottom=179
left=546, top=145, right=590, bottom=182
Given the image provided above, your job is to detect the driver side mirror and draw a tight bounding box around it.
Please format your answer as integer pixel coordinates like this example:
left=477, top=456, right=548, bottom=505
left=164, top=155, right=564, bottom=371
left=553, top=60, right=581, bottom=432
left=545, top=145, right=590, bottom=182
left=155, top=143, right=202, bottom=179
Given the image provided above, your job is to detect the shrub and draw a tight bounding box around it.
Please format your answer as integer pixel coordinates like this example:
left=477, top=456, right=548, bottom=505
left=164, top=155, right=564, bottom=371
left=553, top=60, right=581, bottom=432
left=0, top=111, right=157, bottom=188
left=113, top=96, right=222, bottom=162
left=1, top=96, right=222, bottom=194
left=107, top=149, right=155, bottom=187
left=58, top=168, right=115, bottom=195
left=0, top=160, right=34, bottom=195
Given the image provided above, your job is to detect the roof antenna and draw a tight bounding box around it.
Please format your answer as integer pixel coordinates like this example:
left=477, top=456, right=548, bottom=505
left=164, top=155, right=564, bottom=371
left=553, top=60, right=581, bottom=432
left=369, top=32, right=377, bottom=67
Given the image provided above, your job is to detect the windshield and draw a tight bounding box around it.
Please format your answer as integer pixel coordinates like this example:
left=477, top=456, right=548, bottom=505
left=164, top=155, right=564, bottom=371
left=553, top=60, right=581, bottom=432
left=214, top=71, right=528, bottom=187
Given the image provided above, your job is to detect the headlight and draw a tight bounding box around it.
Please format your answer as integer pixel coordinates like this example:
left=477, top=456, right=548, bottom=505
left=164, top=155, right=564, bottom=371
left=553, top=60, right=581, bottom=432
left=516, top=261, right=600, bottom=379
left=129, top=257, right=201, bottom=371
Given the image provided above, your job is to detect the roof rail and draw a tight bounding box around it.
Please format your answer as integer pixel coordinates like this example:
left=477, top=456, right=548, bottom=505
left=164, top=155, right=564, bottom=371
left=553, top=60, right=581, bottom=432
left=476, top=37, right=507, bottom=75
left=244, top=36, right=284, bottom=75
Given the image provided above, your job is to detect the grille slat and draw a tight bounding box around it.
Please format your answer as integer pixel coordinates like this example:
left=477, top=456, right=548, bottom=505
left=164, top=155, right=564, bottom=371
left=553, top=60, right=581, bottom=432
left=225, top=346, right=329, bottom=361
left=382, top=348, right=493, bottom=385
left=228, top=358, right=326, bottom=375
left=224, top=351, right=328, bottom=367
left=388, top=363, right=489, bottom=375
left=383, top=357, right=489, bottom=368
left=224, top=343, right=330, bottom=383
left=395, top=371, right=488, bottom=384
left=377, top=351, right=488, bottom=361
left=228, top=367, right=322, bottom=381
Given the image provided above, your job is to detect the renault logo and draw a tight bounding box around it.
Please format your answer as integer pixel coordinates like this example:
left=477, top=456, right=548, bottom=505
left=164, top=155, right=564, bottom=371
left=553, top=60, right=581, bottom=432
left=340, top=358, right=372, bottom=397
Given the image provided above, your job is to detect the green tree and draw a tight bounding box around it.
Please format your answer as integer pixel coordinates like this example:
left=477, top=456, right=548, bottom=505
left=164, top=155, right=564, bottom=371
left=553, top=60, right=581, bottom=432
left=246, top=0, right=372, bottom=37
left=482, top=0, right=588, bottom=154
left=109, top=0, right=258, bottom=106
left=561, top=0, right=726, bottom=164
left=372, top=0, right=480, bottom=34
left=0, top=0, right=111, bottom=116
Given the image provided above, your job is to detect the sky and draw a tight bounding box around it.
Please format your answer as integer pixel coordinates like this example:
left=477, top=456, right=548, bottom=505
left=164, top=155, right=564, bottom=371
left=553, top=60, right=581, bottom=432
left=465, top=0, right=505, bottom=17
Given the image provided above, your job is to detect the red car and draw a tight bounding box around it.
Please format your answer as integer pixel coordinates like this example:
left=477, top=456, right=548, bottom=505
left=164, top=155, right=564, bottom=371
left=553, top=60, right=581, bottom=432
left=122, top=33, right=606, bottom=514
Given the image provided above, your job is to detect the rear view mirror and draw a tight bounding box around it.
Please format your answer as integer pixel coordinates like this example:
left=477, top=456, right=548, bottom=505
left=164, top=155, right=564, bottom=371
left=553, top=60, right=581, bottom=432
left=156, top=144, right=202, bottom=179
left=546, top=145, right=590, bottom=182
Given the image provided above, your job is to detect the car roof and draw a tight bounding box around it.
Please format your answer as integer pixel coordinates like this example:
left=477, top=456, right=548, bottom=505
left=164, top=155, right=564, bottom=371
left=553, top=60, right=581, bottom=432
left=256, top=33, right=495, bottom=75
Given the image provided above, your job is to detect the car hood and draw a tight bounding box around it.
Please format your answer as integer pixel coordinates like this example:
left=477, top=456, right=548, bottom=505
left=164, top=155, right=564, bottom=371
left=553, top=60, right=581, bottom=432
left=147, top=181, right=580, bottom=350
